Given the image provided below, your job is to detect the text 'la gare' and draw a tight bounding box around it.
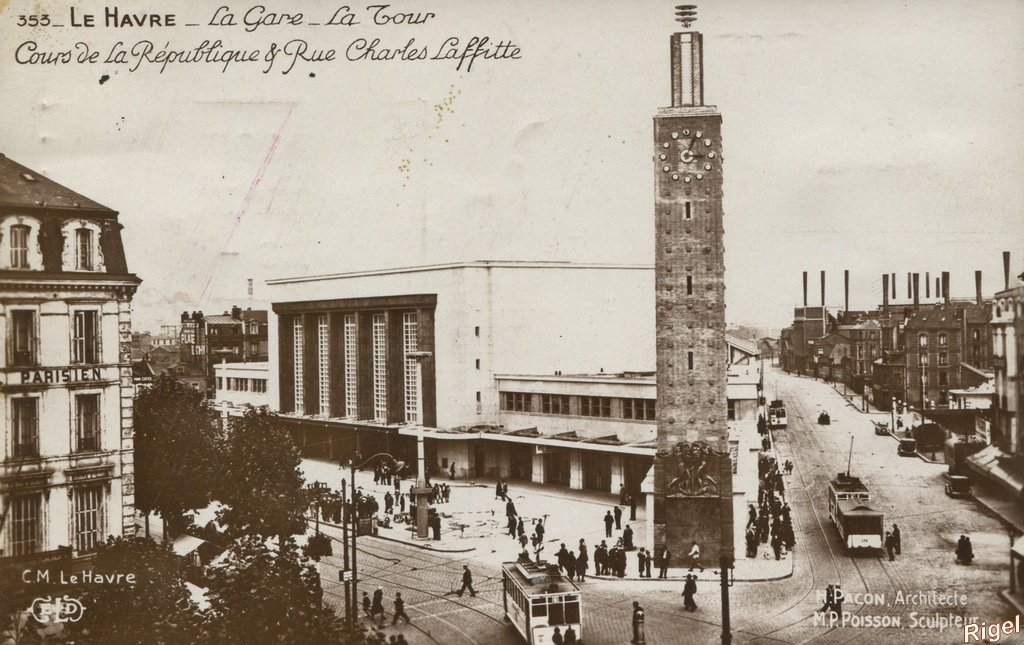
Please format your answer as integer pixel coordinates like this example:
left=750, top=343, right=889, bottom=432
left=209, top=5, right=438, bottom=33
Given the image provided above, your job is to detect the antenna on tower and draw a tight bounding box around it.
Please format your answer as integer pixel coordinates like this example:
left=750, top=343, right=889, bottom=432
left=675, top=4, right=697, bottom=28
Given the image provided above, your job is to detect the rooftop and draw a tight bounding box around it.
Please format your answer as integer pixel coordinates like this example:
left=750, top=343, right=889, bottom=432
left=0, top=154, right=113, bottom=212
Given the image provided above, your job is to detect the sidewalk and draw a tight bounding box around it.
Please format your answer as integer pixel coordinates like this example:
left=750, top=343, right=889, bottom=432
left=301, top=457, right=794, bottom=581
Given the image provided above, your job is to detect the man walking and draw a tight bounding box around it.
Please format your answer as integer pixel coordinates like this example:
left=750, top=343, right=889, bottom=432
left=682, top=574, right=698, bottom=612
left=614, top=506, right=623, bottom=530
left=604, top=510, right=614, bottom=538
left=458, top=565, right=477, bottom=597
left=658, top=546, right=671, bottom=579
left=449, top=462, right=456, bottom=479
left=884, top=531, right=896, bottom=561
left=688, top=541, right=704, bottom=572
left=637, top=548, right=648, bottom=577
left=628, top=494, right=637, bottom=521
left=392, top=592, right=411, bottom=624
left=892, top=524, right=902, bottom=554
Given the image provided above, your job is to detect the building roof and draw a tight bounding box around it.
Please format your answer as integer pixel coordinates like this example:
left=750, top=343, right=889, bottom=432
left=726, top=334, right=758, bottom=357
left=240, top=309, right=268, bottom=323
left=905, top=307, right=964, bottom=330
left=0, top=154, right=114, bottom=212
left=205, top=314, right=241, bottom=325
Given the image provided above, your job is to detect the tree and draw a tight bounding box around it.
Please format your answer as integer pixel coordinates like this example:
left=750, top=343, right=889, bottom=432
left=64, top=536, right=202, bottom=645
left=202, top=536, right=345, bottom=645
left=217, top=407, right=308, bottom=545
left=134, top=375, right=222, bottom=537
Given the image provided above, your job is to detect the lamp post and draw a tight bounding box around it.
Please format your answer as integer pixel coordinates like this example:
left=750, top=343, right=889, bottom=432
left=346, top=452, right=406, bottom=626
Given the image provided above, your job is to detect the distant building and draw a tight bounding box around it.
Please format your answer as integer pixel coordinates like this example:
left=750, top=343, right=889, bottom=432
left=214, top=361, right=271, bottom=410
left=176, top=306, right=268, bottom=391
left=0, top=154, right=140, bottom=564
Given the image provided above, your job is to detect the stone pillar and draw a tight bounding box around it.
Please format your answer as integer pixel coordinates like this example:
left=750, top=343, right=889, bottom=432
left=497, top=449, right=511, bottom=479
left=117, top=299, right=136, bottom=536
left=644, top=491, right=656, bottom=555
left=569, top=451, right=584, bottom=490
left=531, top=453, right=545, bottom=484
left=610, top=454, right=625, bottom=495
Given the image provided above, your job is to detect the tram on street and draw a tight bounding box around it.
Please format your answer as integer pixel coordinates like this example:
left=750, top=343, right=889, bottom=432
left=827, top=473, right=884, bottom=551
left=501, top=560, right=582, bottom=645
left=768, top=399, right=788, bottom=429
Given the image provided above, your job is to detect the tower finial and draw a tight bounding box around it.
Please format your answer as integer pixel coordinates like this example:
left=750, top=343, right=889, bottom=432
left=675, top=4, right=697, bottom=29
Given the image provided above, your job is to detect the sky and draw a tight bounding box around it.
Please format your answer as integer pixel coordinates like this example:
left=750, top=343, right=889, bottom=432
left=1, top=0, right=1022, bottom=332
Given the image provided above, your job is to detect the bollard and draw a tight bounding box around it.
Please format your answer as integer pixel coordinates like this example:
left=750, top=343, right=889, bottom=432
left=632, top=606, right=647, bottom=644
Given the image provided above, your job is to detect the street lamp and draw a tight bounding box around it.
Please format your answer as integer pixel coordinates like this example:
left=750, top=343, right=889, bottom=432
left=344, top=452, right=406, bottom=627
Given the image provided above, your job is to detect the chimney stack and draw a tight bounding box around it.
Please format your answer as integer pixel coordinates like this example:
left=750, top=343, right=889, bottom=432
left=883, top=273, right=890, bottom=310
left=891, top=273, right=897, bottom=300
left=941, top=271, right=950, bottom=304
left=821, top=270, right=826, bottom=307
left=803, top=271, right=808, bottom=306
left=925, top=271, right=930, bottom=298
left=913, top=273, right=920, bottom=310
left=844, top=270, right=850, bottom=313
left=1005, top=251, right=1012, bottom=290
left=975, top=270, right=983, bottom=305
left=907, top=273, right=912, bottom=299
left=935, top=276, right=940, bottom=300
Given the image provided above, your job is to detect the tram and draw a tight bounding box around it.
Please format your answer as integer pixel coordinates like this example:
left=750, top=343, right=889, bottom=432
left=501, top=560, right=582, bottom=645
left=768, top=399, right=788, bottom=429
left=827, top=473, right=884, bottom=551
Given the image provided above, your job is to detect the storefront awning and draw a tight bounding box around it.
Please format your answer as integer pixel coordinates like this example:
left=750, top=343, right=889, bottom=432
left=966, top=445, right=1024, bottom=497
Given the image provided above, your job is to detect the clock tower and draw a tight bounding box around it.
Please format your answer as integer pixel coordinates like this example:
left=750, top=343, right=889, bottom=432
left=652, top=7, right=734, bottom=566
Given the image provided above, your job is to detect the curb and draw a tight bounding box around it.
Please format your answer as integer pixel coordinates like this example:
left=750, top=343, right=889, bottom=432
left=586, top=560, right=794, bottom=584
left=315, top=519, right=478, bottom=553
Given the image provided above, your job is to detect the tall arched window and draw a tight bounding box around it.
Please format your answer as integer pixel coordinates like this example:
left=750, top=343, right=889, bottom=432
left=10, top=224, right=30, bottom=268
left=76, top=228, right=94, bottom=270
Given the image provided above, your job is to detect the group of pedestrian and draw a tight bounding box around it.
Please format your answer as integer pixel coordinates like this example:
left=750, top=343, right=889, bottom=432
left=554, top=541, right=590, bottom=582
left=495, top=479, right=510, bottom=501
left=363, top=587, right=411, bottom=626
left=746, top=454, right=795, bottom=560
left=955, top=535, right=974, bottom=565
left=593, top=540, right=629, bottom=577
left=550, top=625, right=579, bottom=644
left=383, top=490, right=407, bottom=516
left=603, top=507, right=624, bottom=537
left=429, top=482, right=451, bottom=504
left=373, top=462, right=400, bottom=487
left=359, top=628, right=410, bottom=645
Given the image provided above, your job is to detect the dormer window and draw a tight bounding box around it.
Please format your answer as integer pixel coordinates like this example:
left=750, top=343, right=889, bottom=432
left=76, top=228, right=94, bottom=270
left=10, top=225, right=30, bottom=268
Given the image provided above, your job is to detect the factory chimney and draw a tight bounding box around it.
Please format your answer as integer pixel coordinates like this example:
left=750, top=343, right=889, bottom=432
left=913, top=273, right=920, bottom=310
left=941, top=271, right=950, bottom=304
left=803, top=271, right=808, bottom=307
left=891, top=273, right=896, bottom=300
left=821, top=270, right=826, bottom=306
left=1005, top=252, right=1012, bottom=290
left=925, top=271, right=930, bottom=299
left=975, top=271, right=983, bottom=305
left=883, top=273, right=890, bottom=310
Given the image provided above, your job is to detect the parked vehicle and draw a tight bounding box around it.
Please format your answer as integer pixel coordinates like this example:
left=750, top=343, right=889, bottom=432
left=944, top=475, right=972, bottom=498
left=897, top=438, right=917, bottom=457
left=873, top=421, right=890, bottom=436
left=818, top=411, right=831, bottom=425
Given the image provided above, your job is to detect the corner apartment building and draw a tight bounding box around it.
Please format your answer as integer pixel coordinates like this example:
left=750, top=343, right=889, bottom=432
left=0, top=155, right=139, bottom=563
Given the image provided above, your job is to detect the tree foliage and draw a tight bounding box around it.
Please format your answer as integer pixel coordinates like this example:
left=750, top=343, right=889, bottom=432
left=65, top=537, right=202, bottom=645
left=202, top=536, right=345, bottom=645
left=134, top=375, right=222, bottom=532
left=217, top=407, right=308, bottom=543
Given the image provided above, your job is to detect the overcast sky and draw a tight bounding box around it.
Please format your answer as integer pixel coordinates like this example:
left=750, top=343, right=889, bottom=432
left=2, top=0, right=1022, bottom=332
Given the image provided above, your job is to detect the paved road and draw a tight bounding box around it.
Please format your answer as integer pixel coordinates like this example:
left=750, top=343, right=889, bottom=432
left=317, top=367, right=1015, bottom=644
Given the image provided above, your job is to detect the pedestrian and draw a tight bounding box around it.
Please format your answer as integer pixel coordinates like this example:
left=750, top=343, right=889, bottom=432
left=658, top=546, right=671, bottom=578
left=623, top=524, right=634, bottom=550
left=507, top=515, right=517, bottom=538
left=884, top=531, right=895, bottom=561
left=577, top=540, right=588, bottom=581
left=556, top=543, right=570, bottom=575
left=566, top=550, right=577, bottom=580
left=458, top=565, right=477, bottom=597
left=747, top=504, right=757, bottom=528
left=392, top=592, right=410, bottom=624
left=619, top=483, right=627, bottom=505
left=385, top=491, right=394, bottom=514
left=563, top=625, right=577, bottom=645
left=552, top=626, right=564, bottom=645
left=399, top=492, right=406, bottom=513
left=614, top=506, right=623, bottom=530
left=892, top=524, right=901, bottom=555
left=819, top=584, right=836, bottom=614
left=604, top=510, right=614, bottom=538
left=506, top=498, right=517, bottom=519
left=502, top=481, right=509, bottom=499
left=430, top=513, right=441, bottom=540
left=688, top=541, right=704, bottom=572
left=396, top=636, right=408, bottom=645
left=520, top=532, right=529, bottom=550
left=517, top=517, right=525, bottom=536
left=595, top=542, right=607, bottom=575
left=628, top=494, right=637, bottom=521
left=450, top=462, right=456, bottom=479
left=371, top=587, right=386, bottom=623
left=637, top=548, right=648, bottom=577
left=496, top=480, right=505, bottom=500
left=536, top=520, right=545, bottom=542
left=645, top=551, right=652, bottom=578
left=682, top=574, right=698, bottom=611
left=362, top=591, right=372, bottom=617
left=771, top=533, right=782, bottom=560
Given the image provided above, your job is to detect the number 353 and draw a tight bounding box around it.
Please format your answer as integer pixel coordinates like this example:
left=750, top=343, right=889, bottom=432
left=18, top=15, right=52, bottom=27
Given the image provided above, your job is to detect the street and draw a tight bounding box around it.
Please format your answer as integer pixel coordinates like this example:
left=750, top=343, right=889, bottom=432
left=315, top=367, right=1015, bottom=645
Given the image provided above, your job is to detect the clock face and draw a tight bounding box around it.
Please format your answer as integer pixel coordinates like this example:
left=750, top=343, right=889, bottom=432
left=660, top=129, right=717, bottom=182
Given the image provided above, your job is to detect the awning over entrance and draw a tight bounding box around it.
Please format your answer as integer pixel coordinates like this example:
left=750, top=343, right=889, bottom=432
left=966, top=444, right=1024, bottom=497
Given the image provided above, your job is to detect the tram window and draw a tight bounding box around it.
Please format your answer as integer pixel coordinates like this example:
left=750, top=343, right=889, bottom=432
left=564, top=600, right=580, bottom=623
left=548, top=600, right=565, bottom=625
left=531, top=599, right=547, bottom=617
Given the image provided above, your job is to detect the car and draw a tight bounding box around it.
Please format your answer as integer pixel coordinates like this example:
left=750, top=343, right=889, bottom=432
left=873, top=421, right=890, bottom=436
left=945, top=475, right=972, bottom=498
left=818, top=412, right=831, bottom=425
left=897, top=438, right=917, bottom=457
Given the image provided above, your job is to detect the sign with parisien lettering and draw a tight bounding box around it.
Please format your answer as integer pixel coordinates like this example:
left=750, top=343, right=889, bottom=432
left=20, top=367, right=103, bottom=385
